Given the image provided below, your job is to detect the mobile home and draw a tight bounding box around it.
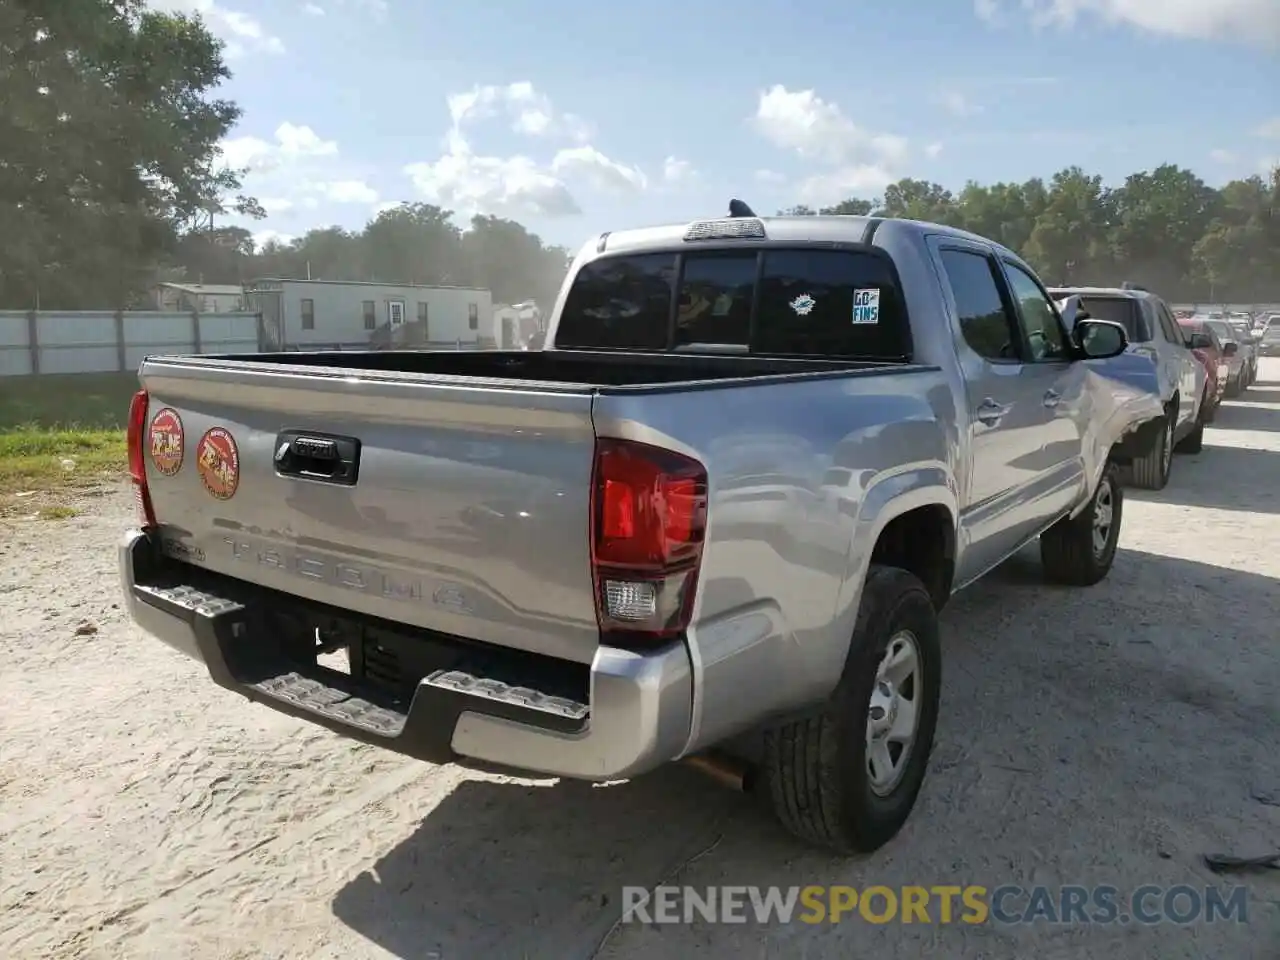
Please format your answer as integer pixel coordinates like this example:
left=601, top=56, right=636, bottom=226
left=244, top=279, right=493, bottom=351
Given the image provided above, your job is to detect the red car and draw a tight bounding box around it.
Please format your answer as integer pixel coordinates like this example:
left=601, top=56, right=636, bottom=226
left=1179, top=319, right=1227, bottom=422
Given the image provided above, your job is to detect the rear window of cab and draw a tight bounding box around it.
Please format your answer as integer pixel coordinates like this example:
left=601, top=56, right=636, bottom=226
left=554, top=248, right=911, bottom=360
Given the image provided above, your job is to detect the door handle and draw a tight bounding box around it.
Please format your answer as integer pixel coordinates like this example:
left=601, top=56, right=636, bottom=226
left=274, top=430, right=361, bottom=485
left=1043, top=389, right=1062, bottom=407
left=976, top=398, right=1009, bottom=426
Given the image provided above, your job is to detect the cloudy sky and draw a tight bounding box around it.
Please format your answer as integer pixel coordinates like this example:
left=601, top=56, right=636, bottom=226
left=151, top=0, right=1280, bottom=251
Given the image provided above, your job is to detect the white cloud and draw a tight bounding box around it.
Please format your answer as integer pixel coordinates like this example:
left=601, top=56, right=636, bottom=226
left=977, top=0, right=1280, bottom=45
left=974, top=0, right=1000, bottom=21
left=925, top=142, right=944, bottom=158
left=217, top=122, right=373, bottom=233
left=146, top=0, right=284, bottom=57
left=551, top=146, right=646, bottom=192
left=754, top=169, right=788, bottom=185
left=252, top=229, right=297, bottom=250
left=752, top=85, right=909, bottom=203
left=218, top=122, right=338, bottom=173
left=304, top=0, right=388, bottom=18
left=258, top=196, right=296, bottom=214
left=1209, top=148, right=1237, bottom=163
left=1255, top=118, right=1280, bottom=139
left=403, top=84, right=645, bottom=219
left=662, top=156, right=696, bottom=183
left=317, top=179, right=380, bottom=204
left=406, top=142, right=581, bottom=219
left=938, top=90, right=982, bottom=118
left=795, top=166, right=896, bottom=207
left=753, top=85, right=909, bottom=166
left=448, top=82, right=592, bottom=143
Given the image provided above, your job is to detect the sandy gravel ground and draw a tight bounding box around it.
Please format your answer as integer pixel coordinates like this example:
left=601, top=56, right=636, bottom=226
left=3, top=363, right=1280, bottom=960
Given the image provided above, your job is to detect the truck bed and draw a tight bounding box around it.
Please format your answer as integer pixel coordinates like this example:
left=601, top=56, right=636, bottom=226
left=192, top=347, right=907, bottom=390
left=135, top=349, right=938, bottom=672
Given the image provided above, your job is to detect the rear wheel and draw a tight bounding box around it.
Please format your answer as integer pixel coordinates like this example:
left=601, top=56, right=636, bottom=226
left=1040, top=464, right=1123, bottom=586
left=1129, top=408, right=1174, bottom=490
left=761, top=565, right=941, bottom=855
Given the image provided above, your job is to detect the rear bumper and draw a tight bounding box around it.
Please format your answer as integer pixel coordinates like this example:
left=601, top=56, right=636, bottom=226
left=120, top=530, right=693, bottom=781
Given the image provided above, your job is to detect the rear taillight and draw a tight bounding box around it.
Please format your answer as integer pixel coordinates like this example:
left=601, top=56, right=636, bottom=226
left=126, top=389, right=157, bottom=529
left=590, top=438, right=707, bottom=647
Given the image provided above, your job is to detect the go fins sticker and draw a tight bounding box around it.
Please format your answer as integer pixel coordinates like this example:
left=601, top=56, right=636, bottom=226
left=196, top=427, right=240, bottom=501
left=147, top=408, right=184, bottom=477
left=852, top=288, right=881, bottom=325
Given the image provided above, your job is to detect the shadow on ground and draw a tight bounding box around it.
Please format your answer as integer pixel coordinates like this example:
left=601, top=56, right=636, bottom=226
left=1237, top=386, right=1280, bottom=405
left=331, top=547, right=1280, bottom=960
left=1208, top=399, right=1279, bottom=433
left=1128, top=444, right=1280, bottom=514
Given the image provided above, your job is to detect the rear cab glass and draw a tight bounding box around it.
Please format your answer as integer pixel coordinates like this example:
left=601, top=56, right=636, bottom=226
left=1065, top=296, right=1145, bottom=341
left=554, top=247, right=911, bottom=360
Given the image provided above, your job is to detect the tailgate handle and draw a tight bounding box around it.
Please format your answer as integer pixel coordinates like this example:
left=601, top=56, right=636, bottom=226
left=274, top=431, right=361, bottom=485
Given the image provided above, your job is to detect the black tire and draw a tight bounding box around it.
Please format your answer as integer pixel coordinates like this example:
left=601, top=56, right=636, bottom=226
left=1040, top=464, right=1123, bottom=586
left=761, top=565, right=941, bottom=855
left=1128, top=408, right=1174, bottom=490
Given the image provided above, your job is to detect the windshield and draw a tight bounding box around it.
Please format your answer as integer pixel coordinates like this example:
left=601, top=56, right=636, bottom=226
left=1205, top=320, right=1236, bottom=342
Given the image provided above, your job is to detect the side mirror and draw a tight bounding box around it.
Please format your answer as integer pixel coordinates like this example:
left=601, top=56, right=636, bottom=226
left=1222, top=341, right=1238, bottom=357
left=1073, top=319, right=1128, bottom=360
left=1187, top=332, right=1213, bottom=350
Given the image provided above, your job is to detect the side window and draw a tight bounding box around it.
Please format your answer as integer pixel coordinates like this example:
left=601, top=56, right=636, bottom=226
left=938, top=249, right=1021, bottom=362
left=1003, top=263, right=1070, bottom=362
left=755, top=249, right=910, bottom=359
left=555, top=253, right=677, bottom=350
left=674, top=253, right=755, bottom=346
left=1158, top=303, right=1185, bottom=345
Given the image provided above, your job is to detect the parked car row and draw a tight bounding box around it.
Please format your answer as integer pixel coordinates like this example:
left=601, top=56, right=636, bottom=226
left=1048, top=282, right=1246, bottom=492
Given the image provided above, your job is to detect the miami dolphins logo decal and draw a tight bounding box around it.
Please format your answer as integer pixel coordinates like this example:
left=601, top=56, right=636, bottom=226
left=790, top=293, right=816, bottom=316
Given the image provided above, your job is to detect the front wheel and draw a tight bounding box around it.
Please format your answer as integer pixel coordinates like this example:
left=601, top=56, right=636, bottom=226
left=761, top=565, right=941, bottom=855
left=1040, top=464, right=1123, bottom=586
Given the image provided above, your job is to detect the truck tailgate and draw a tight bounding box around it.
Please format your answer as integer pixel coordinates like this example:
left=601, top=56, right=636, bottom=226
left=139, top=358, right=600, bottom=664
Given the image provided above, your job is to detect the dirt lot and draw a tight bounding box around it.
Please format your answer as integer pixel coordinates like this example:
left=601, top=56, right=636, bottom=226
left=3, top=364, right=1280, bottom=960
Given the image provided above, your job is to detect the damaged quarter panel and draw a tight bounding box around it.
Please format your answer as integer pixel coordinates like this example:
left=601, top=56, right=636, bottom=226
left=594, top=377, right=958, bottom=755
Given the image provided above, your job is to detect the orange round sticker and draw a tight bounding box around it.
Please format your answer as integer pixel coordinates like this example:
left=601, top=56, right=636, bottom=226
left=147, top=408, right=184, bottom=477
left=196, top=427, right=240, bottom=500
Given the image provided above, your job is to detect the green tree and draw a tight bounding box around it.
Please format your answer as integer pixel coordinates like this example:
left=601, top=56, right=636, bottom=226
left=0, top=0, right=258, bottom=308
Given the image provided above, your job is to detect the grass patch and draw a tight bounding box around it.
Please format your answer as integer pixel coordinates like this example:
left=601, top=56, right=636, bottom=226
left=0, top=372, right=136, bottom=505
left=38, top=505, right=81, bottom=520
left=0, top=371, right=140, bottom=430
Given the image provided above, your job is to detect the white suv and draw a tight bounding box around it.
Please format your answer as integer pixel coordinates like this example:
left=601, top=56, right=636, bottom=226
left=1049, top=285, right=1205, bottom=490
left=1262, top=315, right=1280, bottom=357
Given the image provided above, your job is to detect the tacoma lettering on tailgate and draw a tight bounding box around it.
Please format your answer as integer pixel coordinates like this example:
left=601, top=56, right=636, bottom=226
left=222, top=537, right=423, bottom=601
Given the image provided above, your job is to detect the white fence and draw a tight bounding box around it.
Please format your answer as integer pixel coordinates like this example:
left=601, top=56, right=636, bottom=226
left=0, top=310, right=261, bottom=377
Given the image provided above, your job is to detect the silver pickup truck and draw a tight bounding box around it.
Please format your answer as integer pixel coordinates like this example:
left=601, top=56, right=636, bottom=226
left=120, top=209, right=1164, bottom=855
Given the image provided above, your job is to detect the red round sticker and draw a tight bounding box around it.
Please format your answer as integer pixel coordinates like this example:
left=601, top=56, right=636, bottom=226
left=196, top=427, right=240, bottom=500
left=147, top=408, right=184, bottom=477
